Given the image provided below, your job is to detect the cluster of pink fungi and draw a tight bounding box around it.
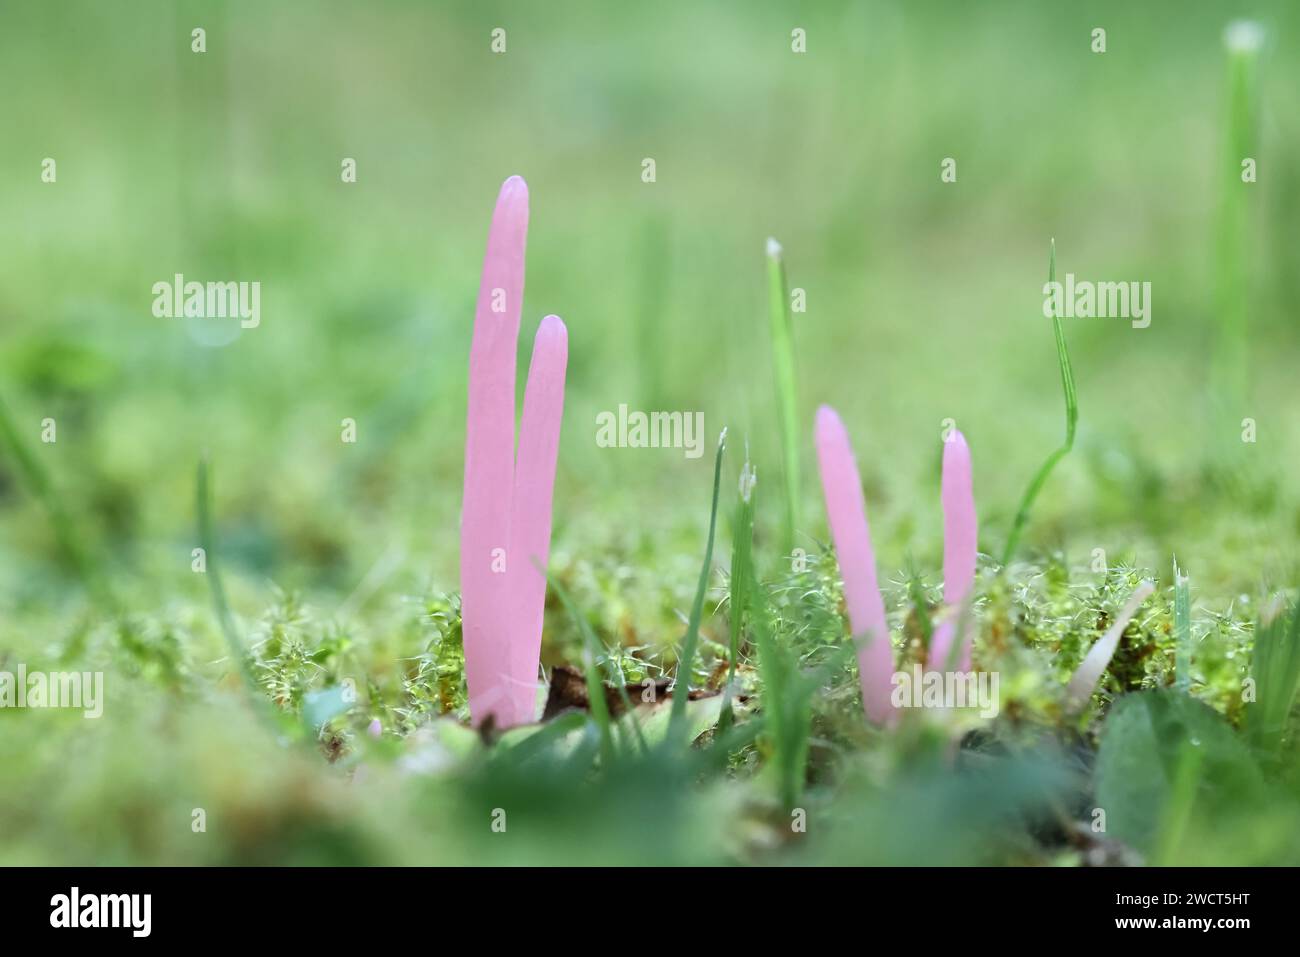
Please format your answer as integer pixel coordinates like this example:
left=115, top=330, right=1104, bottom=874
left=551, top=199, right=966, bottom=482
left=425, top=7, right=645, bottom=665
left=459, top=177, right=1150, bottom=730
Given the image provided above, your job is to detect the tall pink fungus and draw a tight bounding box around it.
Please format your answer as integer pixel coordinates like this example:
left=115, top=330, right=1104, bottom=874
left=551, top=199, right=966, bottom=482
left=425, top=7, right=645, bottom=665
left=461, top=176, right=567, bottom=729
left=928, top=430, right=977, bottom=672
left=506, top=314, right=568, bottom=726
left=814, top=406, right=895, bottom=725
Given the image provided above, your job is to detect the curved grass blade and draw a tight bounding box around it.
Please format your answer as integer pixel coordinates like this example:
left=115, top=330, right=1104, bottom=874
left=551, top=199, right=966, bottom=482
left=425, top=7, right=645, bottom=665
left=195, top=457, right=319, bottom=737
left=197, top=455, right=254, bottom=692
left=1065, top=580, right=1155, bottom=714
left=1002, top=239, right=1077, bottom=566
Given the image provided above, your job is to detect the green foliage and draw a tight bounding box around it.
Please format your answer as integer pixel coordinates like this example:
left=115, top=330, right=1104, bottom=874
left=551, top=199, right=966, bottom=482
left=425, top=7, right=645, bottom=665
left=1095, top=690, right=1265, bottom=862
left=0, top=393, right=113, bottom=607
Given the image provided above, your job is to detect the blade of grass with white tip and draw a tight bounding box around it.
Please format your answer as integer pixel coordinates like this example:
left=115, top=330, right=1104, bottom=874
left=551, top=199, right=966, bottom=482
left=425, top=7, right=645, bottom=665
left=767, top=238, right=800, bottom=551
left=1174, top=561, right=1191, bottom=693
left=1002, top=239, right=1077, bottom=566
left=1065, top=580, right=1155, bottom=714
left=668, top=428, right=727, bottom=746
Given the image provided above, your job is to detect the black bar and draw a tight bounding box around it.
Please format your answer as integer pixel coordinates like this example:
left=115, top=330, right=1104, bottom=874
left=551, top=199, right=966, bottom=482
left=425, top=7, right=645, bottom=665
left=0, top=866, right=1278, bottom=942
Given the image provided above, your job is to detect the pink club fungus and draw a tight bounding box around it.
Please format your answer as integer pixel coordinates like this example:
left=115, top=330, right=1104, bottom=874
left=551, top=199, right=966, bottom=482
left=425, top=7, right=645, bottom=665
left=814, top=405, right=896, bottom=725
left=815, top=410, right=984, bottom=725
left=460, top=176, right=568, bottom=729
left=927, top=429, right=977, bottom=672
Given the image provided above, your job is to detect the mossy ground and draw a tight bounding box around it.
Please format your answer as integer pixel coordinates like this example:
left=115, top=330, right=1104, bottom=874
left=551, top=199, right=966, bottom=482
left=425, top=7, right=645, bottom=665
left=2, top=503, right=1292, bottom=866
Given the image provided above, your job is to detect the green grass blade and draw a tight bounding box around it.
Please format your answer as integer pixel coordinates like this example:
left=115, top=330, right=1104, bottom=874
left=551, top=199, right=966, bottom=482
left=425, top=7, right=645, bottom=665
left=750, top=580, right=813, bottom=810
left=718, top=451, right=756, bottom=735
left=0, top=394, right=115, bottom=609
left=668, top=428, right=727, bottom=745
left=195, top=458, right=298, bottom=738
left=546, top=566, right=630, bottom=761
left=767, top=238, right=800, bottom=551
left=1247, top=598, right=1300, bottom=755
left=1001, top=239, right=1077, bottom=566
left=492, top=711, right=588, bottom=767
left=197, top=456, right=253, bottom=688
left=1154, top=739, right=1205, bottom=865
left=1174, top=561, right=1191, bottom=693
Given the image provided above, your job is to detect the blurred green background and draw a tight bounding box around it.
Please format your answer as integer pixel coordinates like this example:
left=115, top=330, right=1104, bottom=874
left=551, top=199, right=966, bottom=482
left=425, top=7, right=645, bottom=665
left=1, top=0, right=1297, bottom=865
